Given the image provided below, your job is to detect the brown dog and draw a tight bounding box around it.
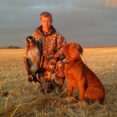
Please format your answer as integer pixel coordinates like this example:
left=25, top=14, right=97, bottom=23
left=63, top=43, right=105, bottom=104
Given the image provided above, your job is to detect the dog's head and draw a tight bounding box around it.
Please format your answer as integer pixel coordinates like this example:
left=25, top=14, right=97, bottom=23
left=26, top=36, right=36, bottom=48
left=63, top=43, right=83, bottom=61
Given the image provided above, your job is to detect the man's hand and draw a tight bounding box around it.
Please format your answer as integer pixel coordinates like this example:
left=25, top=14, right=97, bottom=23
left=47, top=59, right=56, bottom=73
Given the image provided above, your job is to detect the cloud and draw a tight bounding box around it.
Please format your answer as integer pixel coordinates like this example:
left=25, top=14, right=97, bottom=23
left=0, top=0, right=71, bottom=8
left=0, top=0, right=117, bottom=47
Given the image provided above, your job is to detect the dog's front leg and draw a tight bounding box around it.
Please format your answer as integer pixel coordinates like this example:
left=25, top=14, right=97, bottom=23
left=79, top=80, right=85, bottom=101
left=68, top=82, right=73, bottom=97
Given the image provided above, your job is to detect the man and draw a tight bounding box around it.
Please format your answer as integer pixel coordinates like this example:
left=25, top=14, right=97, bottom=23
left=25, top=12, right=67, bottom=86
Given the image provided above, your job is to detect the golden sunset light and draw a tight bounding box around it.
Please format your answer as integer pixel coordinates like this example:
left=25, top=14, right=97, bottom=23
left=105, top=0, right=117, bottom=7
left=0, top=1, right=117, bottom=116
left=97, top=0, right=117, bottom=8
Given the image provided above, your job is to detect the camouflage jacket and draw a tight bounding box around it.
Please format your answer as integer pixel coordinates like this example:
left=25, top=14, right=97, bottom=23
left=31, top=25, right=67, bottom=62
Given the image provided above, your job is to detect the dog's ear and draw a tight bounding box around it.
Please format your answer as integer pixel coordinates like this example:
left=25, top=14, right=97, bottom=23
left=77, top=44, right=83, bottom=55
left=79, top=45, right=83, bottom=55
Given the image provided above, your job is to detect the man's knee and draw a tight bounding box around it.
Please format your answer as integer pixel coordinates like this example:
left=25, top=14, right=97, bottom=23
left=56, top=61, right=64, bottom=68
left=55, top=60, right=65, bottom=77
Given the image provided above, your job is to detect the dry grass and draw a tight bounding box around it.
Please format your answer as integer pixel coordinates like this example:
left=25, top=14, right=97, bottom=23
left=0, top=47, right=117, bottom=117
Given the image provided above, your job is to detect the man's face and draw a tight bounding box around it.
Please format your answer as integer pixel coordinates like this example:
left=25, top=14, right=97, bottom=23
left=40, top=16, right=52, bottom=30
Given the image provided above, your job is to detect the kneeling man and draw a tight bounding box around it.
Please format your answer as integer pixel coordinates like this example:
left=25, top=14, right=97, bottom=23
left=25, top=12, right=67, bottom=86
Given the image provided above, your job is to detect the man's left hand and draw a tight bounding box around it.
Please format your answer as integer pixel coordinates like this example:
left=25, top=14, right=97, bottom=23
left=47, top=59, right=56, bottom=73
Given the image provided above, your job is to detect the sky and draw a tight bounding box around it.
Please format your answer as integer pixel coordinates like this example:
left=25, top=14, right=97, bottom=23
left=0, top=0, right=117, bottom=47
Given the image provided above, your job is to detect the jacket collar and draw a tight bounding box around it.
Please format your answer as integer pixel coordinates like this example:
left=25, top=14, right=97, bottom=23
left=36, top=25, right=56, bottom=37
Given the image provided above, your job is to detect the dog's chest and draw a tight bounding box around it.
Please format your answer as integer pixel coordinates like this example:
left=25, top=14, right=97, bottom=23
left=64, top=63, right=75, bottom=79
left=28, top=47, right=40, bottom=64
left=64, top=62, right=81, bottom=87
left=65, top=66, right=79, bottom=88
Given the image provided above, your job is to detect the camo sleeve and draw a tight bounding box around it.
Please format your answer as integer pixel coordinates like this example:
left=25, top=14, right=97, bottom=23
left=54, top=34, right=67, bottom=60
